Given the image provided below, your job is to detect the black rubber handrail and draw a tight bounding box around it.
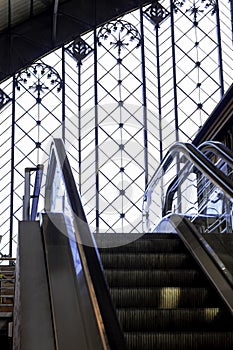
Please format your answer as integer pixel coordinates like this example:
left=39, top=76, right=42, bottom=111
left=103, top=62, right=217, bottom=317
left=45, top=138, right=126, bottom=350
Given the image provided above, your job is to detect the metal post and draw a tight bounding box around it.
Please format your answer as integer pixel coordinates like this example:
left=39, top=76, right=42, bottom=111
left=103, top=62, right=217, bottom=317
left=94, top=26, right=99, bottom=233
left=31, top=164, right=44, bottom=220
left=230, top=0, right=233, bottom=44
left=62, top=45, right=66, bottom=141
left=170, top=1, right=181, bottom=212
left=216, top=0, right=224, bottom=96
left=9, top=75, right=16, bottom=257
left=155, top=24, right=163, bottom=162
left=23, top=169, right=31, bottom=221
left=170, top=0, right=179, bottom=142
left=140, top=7, right=149, bottom=189
left=78, top=61, right=82, bottom=193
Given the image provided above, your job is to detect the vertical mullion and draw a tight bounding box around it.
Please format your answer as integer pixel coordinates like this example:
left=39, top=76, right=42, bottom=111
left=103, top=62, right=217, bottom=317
left=215, top=0, right=224, bottom=96
left=170, top=1, right=181, bottom=212
left=230, top=0, right=233, bottom=44
left=170, top=0, right=179, bottom=142
left=30, top=0, right=34, bottom=17
left=94, top=26, right=99, bottom=233
left=155, top=24, right=163, bottom=162
left=140, top=6, right=149, bottom=189
left=9, top=75, right=16, bottom=257
left=62, top=45, right=66, bottom=141
left=78, top=62, right=82, bottom=193
left=8, top=0, right=11, bottom=29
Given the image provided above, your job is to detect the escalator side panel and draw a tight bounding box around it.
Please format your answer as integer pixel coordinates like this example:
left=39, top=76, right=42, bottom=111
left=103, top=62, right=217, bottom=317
left=169, top=214, right=233, bottom=313
left=13, top=221, right=55, bottom=350
left=42, top=213, right=104, bottom=350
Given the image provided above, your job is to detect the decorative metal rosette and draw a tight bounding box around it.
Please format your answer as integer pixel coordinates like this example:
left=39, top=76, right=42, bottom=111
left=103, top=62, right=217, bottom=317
left=65, top=37, right=93, bottom=65
left=173, top=0, right=217, bottom=16
left=0, top=89, right=11, bottom=110
left=97, top=19, right=141, bottom=55
left=16, top=62, right=62, bottom=103
left=143, top=2, right=170, bottom=26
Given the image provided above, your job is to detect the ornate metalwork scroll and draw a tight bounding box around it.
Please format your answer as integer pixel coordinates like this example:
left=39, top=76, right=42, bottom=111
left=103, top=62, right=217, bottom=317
left=0, top=88, right=11, bottom=110
left=143, top=2, right=170, bottom=26
left=65, top=37, right=93, bottom=65
left=97, top=19, right=141, bottom=55
left=173, top=0, right=217, bottom=16
left=16, top=63, right=62, bottom=103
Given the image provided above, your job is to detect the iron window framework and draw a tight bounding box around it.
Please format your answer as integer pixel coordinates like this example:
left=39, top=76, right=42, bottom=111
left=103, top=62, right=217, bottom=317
left=0, top=0, right=232, bottom=257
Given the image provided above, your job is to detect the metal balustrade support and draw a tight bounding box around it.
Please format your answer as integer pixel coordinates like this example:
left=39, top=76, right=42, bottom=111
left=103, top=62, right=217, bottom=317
left=162, top=141, right=233, bottom=218
left=44, top=138, right=126, bottom=350
left=30, top=165, right=43, bottom=221
left=169, top=214, right=233, bottom=314
left=23, top=165, right=43, bottom=221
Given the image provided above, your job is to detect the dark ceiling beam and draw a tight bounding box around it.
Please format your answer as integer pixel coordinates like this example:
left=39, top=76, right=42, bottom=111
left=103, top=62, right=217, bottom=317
left=0, top=0, right=150, bottom=82
left=8, top=0, right=11, bottom=29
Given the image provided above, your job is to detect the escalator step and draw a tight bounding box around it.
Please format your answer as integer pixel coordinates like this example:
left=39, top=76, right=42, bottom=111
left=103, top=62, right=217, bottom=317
left=99, top=233, right=233, bottom=349
left=104, top=269, right=208, bottom=288
left=109, top=287, right=223, bottom=308
left=117, top=308, right=233, bottom=332
left=124, top=331, right=233, bottom=350
left=100, top=235, right=186, bottom=254
left=100, top=252, right=196, bottom=269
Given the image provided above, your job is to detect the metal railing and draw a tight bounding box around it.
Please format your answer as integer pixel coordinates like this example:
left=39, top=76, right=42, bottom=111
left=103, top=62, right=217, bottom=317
left=199, top=141, right=233, bottom=169
left=44, top=138, right=126, bottom=350
left=164, top=141, right=233, bottom=234
left=197, top=141, right=233, bottom=233
left=23, top=164, right=43, bottom=221
left=142, top=141, right=233, bottom=313
left=142, top=141, right=233, bottom=233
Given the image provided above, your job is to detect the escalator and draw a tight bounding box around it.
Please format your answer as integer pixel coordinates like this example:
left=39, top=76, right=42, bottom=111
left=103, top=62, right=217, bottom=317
left=13, top=138, right=233, bottom=349
left=99, top=232, right=233, bottom=349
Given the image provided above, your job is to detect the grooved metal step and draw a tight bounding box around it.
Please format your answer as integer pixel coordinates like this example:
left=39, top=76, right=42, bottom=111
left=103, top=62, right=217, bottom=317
left=124, top=331, right=233, bottom=350
left=117, top=307, right=233, bottom=331
left=101, top=235, right=186, bottom=254
left=104, top=269, right=207, bottom=287
left=109, top=287, right=224, bottom=308
left=99, top=233, right=233, bottom=349
left=101, top=252, right=195, bottom=269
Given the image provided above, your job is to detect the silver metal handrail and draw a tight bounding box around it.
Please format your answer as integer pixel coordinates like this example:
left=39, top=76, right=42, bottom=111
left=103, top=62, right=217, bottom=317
left=168, top=214, right=233, bottom=314
left=199, top=141, right=233, bottom=168
left=23, top=164, right=43, bottom=221
left=163, top=141, right=233, bottom=217
left=143, top=141, right=233, bottom=313
left=143, top=141, right=233, bottom=233
left=160, top=141, right=233, bottom=233
left=44, top=138, right=126, bottom=350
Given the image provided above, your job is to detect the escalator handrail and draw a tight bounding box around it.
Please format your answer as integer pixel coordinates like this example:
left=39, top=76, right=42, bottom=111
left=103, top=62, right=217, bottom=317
left=162, top=141, right=233, bottom=215
left=45, top=138, right=126, bottom=350
left=199, top=140, right=233, bottom=168
left=169, top=214, right=233, bottom=314
left=145, top=141, right=233, bottom=204
left=31, top=164, right=44, bottom=220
